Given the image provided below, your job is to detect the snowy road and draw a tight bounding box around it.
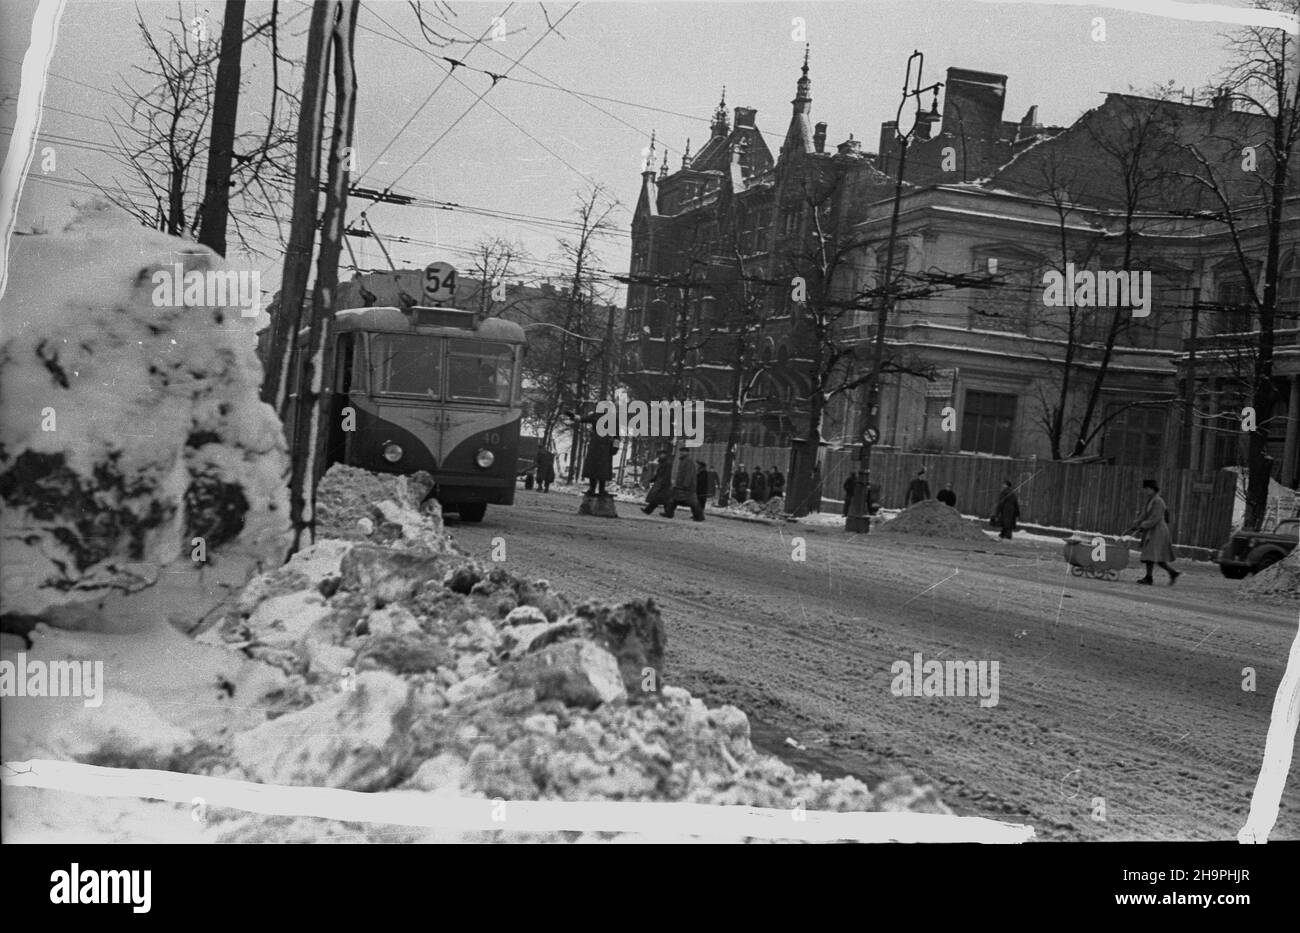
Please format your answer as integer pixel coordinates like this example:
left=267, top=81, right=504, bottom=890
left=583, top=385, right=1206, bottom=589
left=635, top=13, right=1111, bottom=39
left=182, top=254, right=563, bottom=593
left=450, top=489, right=1300, bottom=841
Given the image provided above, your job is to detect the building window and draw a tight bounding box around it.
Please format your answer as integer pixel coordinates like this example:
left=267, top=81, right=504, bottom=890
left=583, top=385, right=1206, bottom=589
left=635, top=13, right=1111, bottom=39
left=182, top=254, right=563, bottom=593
left=1103, top=403, right=1166, bottom=469
left=960, top=390, right=1016, bottom=455
left=1216, top=271, right=1255, bottom=334
left=970, top=250, right=1037, bottom=334
left=1281, top=252, right=1300, bottom=318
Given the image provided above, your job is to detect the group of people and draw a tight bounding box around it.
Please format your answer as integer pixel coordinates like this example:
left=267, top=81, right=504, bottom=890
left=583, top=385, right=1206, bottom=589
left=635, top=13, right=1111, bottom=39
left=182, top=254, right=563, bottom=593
left=730, top=464, right=785, bottom=504
left=641, top=445, right=710, bottom=521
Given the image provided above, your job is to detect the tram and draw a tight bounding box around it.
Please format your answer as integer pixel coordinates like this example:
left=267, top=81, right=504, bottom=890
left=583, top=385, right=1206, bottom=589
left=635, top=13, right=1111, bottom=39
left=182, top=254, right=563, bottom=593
left=284, top=269, right=526, bottom=522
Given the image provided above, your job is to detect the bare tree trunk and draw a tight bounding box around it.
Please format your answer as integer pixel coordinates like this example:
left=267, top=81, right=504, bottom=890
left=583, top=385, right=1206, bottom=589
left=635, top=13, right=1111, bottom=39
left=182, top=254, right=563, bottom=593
left=260, top=0, right=334, bottom=416
left=195, top=0, right=245, bottom=256
left=292, top=0, right=358, bottom=552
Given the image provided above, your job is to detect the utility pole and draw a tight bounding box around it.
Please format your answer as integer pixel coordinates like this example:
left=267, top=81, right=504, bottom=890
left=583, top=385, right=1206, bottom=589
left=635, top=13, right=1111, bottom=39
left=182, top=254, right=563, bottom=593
left=260, top=0, right=335, bottom=416
left=846, top=51, right=941, bottom=533
left=195, top=0, right=245, bottom=256
left=1180, top=286, right=1201, bottom=470
left=293, top=0, right=359, bottom=553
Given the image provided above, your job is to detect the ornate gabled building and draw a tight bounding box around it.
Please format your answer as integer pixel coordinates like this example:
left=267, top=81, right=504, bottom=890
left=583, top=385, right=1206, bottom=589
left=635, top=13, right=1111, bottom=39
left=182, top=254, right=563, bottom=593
left=625, top=54, right=1300, bottom=480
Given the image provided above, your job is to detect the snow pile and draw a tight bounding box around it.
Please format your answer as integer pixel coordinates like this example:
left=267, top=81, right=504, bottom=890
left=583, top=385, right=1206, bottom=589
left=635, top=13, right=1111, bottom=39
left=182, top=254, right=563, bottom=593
left=7, top=464, right=950, bottom=842
left=0, top=204, right=289, bottom=629
left=1239, top=547, right=1300, bottom=602
left=878, top=499, right=990, bottom=541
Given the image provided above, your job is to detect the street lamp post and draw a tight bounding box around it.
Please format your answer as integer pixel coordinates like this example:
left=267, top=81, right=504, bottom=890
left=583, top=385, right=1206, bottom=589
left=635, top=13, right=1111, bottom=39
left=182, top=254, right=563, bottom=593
left=846, top=51, right=941, bottom=533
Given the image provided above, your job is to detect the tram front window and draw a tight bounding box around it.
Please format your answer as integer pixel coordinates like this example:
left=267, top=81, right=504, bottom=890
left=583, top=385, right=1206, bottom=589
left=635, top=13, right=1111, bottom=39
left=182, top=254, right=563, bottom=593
left=447, top=340, right=513, bottom=404
left=372, top=334, right=442, bottom=397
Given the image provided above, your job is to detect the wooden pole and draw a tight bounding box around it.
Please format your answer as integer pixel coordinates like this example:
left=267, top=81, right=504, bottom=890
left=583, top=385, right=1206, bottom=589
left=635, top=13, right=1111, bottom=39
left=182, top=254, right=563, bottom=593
left=289, top=0, right=358, bottom=553
left=259, top=0, right=334, bottom=416
left=195, top=0, right=245, bottom=257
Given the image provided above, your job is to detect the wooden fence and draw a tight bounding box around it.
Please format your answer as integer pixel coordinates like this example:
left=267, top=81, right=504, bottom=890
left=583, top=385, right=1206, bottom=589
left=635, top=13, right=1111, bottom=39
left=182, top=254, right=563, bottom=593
left=693, top=444, right=1237, bottom=549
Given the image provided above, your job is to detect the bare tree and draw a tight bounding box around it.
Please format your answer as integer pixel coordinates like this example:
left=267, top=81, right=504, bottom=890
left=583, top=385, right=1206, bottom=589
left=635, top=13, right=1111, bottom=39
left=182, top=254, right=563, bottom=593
left=99, top=4, right=299, bottom=257
left=1171, top=0, right=1300, bottom=529
left=467, top=234, right=530, bottom=316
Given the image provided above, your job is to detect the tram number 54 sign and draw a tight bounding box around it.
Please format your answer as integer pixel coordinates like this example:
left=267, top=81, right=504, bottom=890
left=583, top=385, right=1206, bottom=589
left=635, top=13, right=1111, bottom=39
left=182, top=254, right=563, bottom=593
left=424, top=262, right=457, bottom=304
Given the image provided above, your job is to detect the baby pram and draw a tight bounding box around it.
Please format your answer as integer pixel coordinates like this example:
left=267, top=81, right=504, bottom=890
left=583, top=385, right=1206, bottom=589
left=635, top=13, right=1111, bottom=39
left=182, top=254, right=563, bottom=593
left=1062, top=534, right=1131, bottom=580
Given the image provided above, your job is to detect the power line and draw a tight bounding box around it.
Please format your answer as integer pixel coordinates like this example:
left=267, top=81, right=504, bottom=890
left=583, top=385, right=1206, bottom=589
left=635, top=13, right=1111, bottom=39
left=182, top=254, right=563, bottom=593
left=353, top=1, right=514, bottom=184
left=352, top=2, right=579, bottom=211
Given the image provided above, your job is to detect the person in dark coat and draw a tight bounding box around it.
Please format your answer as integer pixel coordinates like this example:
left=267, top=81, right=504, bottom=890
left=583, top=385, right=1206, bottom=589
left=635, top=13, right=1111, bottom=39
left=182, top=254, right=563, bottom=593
left=905, top=468, right=931, bottom=506
left=842, top=472, right=856, bottom=517
left=936, top=482, right=956, bottom=509
left=535, top=447, right=556, bottom=492
left=663, top=448, right=704, bottom=521
left=732, top=464, right=749, bottom=503
left=750, top=466, right=768, bottom=503
left=642, top=446, right=674, bottom=515
left=768, top=466, right=785, bottom=500
left=1125, top=479, right=1179, bottom=585
left=992, top=479, right=1019, bottom=539
left=695, top=461, right=710, bottom=508
left=569, top=410, right=615, bottom=496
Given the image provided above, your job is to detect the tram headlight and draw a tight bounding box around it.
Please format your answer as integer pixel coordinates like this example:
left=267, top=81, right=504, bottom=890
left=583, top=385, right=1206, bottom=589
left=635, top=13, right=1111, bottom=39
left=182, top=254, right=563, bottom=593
left=383, top=443, right=403, bottom=463
left=474, top=448, right=495, bottom=469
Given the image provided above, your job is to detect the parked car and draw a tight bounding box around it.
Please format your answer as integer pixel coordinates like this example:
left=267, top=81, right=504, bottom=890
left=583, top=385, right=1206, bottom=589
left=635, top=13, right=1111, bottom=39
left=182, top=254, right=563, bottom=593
left=1216, top=519, right=1299, bottom=578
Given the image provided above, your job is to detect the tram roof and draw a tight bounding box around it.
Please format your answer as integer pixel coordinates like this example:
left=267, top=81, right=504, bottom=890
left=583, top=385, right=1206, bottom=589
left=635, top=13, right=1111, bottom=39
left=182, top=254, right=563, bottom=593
left=330, top=305, right=526, bottom=342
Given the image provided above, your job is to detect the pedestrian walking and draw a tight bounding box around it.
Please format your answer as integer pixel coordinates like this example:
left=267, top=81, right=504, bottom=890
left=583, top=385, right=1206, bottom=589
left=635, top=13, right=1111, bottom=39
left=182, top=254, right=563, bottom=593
left=905, top=468, right=931, bottom=506
left=992, top=480, right=1019, bottom=539
left=1125, top=479, right=1180, bottom=586
left=696, top=461, right=710, bottom=512
left=733, top=464, right=749, bottom=503
left=768, top=466, right=785, bottom=500
left=664, top=447, right=705, bottom=521
left=842, top=472, right=856, bottom=517
left=750, top=466, right=768, bottom=503
left=535, top=447, right=556, bottom=493
left=936, top=482, right=956, bottom=509
left=641, top=445, right=674, bottom=515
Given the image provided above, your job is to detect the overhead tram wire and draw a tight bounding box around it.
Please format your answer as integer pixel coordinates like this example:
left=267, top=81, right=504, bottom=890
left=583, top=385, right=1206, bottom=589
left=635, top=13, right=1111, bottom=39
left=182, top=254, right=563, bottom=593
left=352, top=1, right=514, bottom=186
left=352, top=2, right=580, bottom=213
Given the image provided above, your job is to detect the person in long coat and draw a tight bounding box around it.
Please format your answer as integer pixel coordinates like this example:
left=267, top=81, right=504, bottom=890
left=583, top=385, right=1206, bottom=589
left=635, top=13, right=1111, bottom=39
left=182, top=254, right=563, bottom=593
left=1125, top=479, right=1179, bottom=585
left=732, top=464, right=749, bottom=503
left=535, top=447, right=556, bottom=492
left=750, top=466, right=768, bottom=503
left=768, top=467, right=785, bottom=500
left=664, top=448, right=704, bottom=521
left=842, top=472, right=856, bottom=517
left=570, top=410, right=615, bottom=496
left=695, top=461, right=710, bottom=513
left=992, top=480, right=1019, bottom=539
left=642, top=446, right=673, bottom=515
left=905, top=468, right=931, bottom=506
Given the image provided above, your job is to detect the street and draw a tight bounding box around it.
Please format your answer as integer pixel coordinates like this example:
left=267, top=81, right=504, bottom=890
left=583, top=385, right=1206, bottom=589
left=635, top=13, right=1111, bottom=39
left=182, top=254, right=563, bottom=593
left=451, top=490, right=1300, bottom=841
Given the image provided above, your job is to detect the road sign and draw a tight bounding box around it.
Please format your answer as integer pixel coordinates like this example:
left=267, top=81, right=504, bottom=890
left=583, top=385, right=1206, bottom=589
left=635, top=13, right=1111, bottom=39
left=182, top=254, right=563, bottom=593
left=862, top=425, right=879, bottom=445
left=423, top=262, right=457, bottom=304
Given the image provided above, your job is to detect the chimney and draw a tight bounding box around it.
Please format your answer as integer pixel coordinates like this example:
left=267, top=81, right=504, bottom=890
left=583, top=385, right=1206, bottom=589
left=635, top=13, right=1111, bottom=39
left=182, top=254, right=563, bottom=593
left=813, top=122, right=827, bottom=153
left=1212, top=87, right=1232, bottom=114
left=878, top=120, right=898, bottom=173
left=942, top=67, right=1007, bottom=143
left=734, top=106, right=757, bottom=128
left=836, top=134, right=862, bottom=157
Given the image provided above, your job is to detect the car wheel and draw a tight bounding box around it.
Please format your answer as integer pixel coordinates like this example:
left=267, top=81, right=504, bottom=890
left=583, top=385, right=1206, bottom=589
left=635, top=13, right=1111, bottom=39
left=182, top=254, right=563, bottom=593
left=1219, top=565, right=1248, bottom=580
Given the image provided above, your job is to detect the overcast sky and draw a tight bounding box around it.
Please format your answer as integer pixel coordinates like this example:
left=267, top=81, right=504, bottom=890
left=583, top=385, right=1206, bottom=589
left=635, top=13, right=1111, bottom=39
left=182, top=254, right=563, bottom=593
left=1, top=0, right=1274, bottom=299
